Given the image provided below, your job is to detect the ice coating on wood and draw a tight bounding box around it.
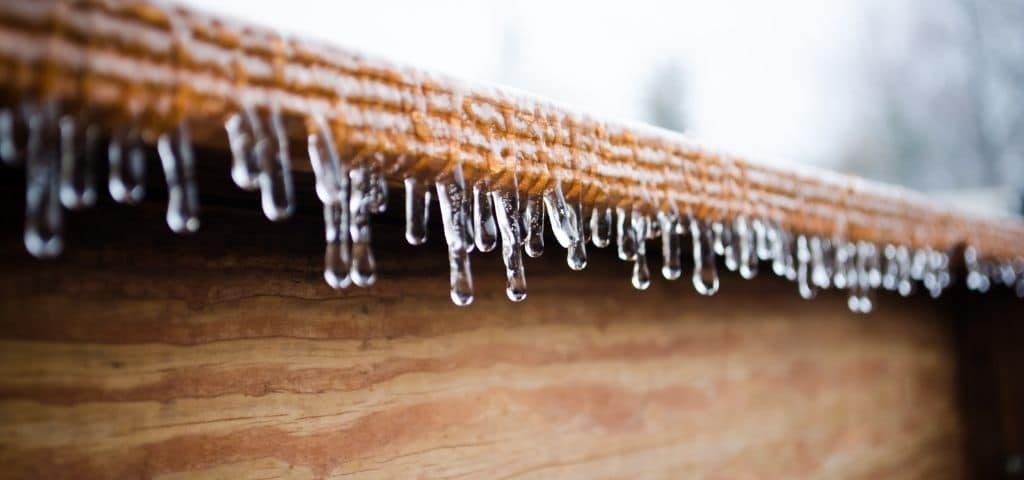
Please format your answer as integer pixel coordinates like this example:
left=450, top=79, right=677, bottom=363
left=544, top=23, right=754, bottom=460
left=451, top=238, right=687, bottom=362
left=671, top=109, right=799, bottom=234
left=157, top=122, right=200, bottom=235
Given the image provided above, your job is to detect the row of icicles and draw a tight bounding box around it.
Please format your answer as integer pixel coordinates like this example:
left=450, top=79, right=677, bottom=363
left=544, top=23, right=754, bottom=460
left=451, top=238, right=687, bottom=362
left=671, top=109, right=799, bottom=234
left=3, top=101, right=1023, bottom=310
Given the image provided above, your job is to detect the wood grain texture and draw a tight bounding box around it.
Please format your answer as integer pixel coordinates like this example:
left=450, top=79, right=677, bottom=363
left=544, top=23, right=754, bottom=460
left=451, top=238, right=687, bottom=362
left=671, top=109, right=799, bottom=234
left=0, top=163, right=967, bottom=479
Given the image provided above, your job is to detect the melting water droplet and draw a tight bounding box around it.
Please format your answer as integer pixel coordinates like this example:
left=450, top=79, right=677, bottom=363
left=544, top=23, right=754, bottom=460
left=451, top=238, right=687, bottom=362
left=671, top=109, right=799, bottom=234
left=658, top=212, right=682, bottom=280
left=307, top=118, right=351, bottom=289
left=108, top=127, right=147, bottom=205
left=255, top=105, right=295, bottom=221
left=23, top=102, right=63, bottom=258
left=735, top=216, right=757, bottom=279
left=58, top=115, right=98, bottom=209
left=631, top=214, right=651, bottom=290
left=157, top=122, right=200, bottom=234
left=796, top=235, right=817, bottom=299
left=543, top=184, right=586, bottom=270
left=348, top=166, right=377, bottom=286
left=616, top=207, right=637, bottom=261
left=436, top=172, right=474, bottom=306
left=523, top=193, right=544, bottom=258
left=0, top=107, right=22, bottom=166
left=690, top=218, right=719, bottom=296
left=491, top=189, right=527, bottom=301
left=472, top=181, right=497, bottom=253
left=590, top=206, right=612, bottom=248
left=225, top=110, right=260, bottom=191
left=404, top=177, right=431, bottom=245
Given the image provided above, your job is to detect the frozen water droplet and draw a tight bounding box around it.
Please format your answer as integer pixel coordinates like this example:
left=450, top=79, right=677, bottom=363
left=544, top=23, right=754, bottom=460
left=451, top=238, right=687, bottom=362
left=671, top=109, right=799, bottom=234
left=472, top=181, right=497, bottom=252
left=108, top=127, right=147, bottom=204
left=543, top=184, right=586, bottom=270
left=616, top=207, right=637, bottom=261
left=368, top=166, right=388, bottom=214
left=23, top=102, right=63, bottom=258
left=658, top=212, right=682, bottom=280
left=523, top=193, right=545, bottom=258
left=590, top=206, right=612, bottom=248
left=157, top=122, right=200, bottom=234
left=491, top=189, right=527, bottom=302
left=847, top=241, right=875, bottom=314
left=735, top=216, right=757, bottom=279
left=832, top=241, right=853, bottom=289
left=348, top=166, right=377, bottom=286
left=58, top=116, right=98, bottom=209
left=255, top=105, right=295, bottom=221
left=436, top=174, right=474, bottom=306
left=307, top=118, right=351, bottom=289
left=404, top=177, right=431, bottom=245
left=796, top=235, right=818, bottom=300
left=690, top=218, right=719, bottom=296
left=631, top=214, right=651, bottom=290
left=771, top=224, right=788, bottom=277
left=780, top=230, right=797, bottom=281
left=896, top=245, right=914, bottom=297
left=0, top=107, right=22, bottom=166
left=225, top=110, right=260, bottom=191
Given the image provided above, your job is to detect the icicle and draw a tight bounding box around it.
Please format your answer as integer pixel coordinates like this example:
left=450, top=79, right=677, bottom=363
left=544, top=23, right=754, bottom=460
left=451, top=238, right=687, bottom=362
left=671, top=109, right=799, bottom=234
left=646, top=214, right=660, bottom=240
left=58, top=116, right=98, bottom=209
left=567, top=194, right=588, bottom=270
left=753, top=217, right=772, bottom=261
left=810, top=236, right=830, bottom=289
left=771, top=224, right=787, bottom=277
left=964, top=247, right=988, bottom=292
left=404, top=177, right=430, bottom=245
left=832, top=241, right=852, bottom=289
left=523, top=193, right=544, bottom=258
left=491, top=189, right=527, bottom=301
left=472, top=181, right=497, bottom=252
left=735, top=216, right=757, bottom=279
left=910, top=248, right=928, bottom=282
left=308, top=118, right=350, bottom=289
left=157, top=122, right=200, bottom=234
left=108, top=127, right=147, bottom=205
left=368, top=166, right=388, bottom=214
left=225, top=110, right=260, bottom=191
left=543, top=183, right=586, bottom=270
left=882, top=244, right=899, bottom=291
left=658, top=212, right=682, bottom=280
left=632, top=214, right=651, bottom=290
left=580, top=203, right=593, bottom=244
left=348, top=166, right=377, bottom=286
left=436, top=171, right=474, bottom=306
left=895, top=245, right=914, bottom=297
left=780, top=230, right=797, bottom=281
left=616, top=207, right=637, bottom=261
left=924, top=249, right=949, bottom=298
left=690, top=218, right=719, bottom=296
left=591, top=206, right=612, bottom=248
left=796, top=235, right=817, bottom=299
left=255, top=105, right=295, bottom=221
left=23, top=103, right=63, bottom=258
left=848, top=241, right=875, bottom=314
left=0, top=107, right=21, bottom=166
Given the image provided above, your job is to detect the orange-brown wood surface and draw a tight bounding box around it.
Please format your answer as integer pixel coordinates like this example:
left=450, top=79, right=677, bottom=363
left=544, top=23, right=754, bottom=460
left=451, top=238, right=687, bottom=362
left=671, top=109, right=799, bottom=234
left=0, top=162, right=972, bottom=479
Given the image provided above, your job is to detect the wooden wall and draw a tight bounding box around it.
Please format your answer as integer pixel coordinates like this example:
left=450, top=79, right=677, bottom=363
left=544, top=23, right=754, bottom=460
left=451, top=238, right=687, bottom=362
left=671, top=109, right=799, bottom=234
left=0, top=160, right=1000, bottom=479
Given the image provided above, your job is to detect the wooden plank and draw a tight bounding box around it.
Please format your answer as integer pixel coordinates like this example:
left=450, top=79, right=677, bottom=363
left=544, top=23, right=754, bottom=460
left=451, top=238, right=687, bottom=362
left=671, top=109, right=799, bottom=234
left=0, top=164, right=966, bottom=479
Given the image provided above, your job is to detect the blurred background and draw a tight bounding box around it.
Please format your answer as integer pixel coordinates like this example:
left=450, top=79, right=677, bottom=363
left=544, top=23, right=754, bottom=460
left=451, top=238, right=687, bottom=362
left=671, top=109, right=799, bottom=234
left=190, top=0, right=1024, bottom=217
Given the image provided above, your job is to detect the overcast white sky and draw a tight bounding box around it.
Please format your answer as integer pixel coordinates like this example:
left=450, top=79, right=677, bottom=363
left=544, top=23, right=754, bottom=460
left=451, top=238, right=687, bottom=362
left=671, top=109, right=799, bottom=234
left=188, top=0, right=882, bottom=168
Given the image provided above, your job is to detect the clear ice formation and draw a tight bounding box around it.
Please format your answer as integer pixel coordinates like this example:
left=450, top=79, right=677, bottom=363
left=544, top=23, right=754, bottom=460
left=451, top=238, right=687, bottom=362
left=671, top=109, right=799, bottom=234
left=3, top=103, right=1021, bottom=310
